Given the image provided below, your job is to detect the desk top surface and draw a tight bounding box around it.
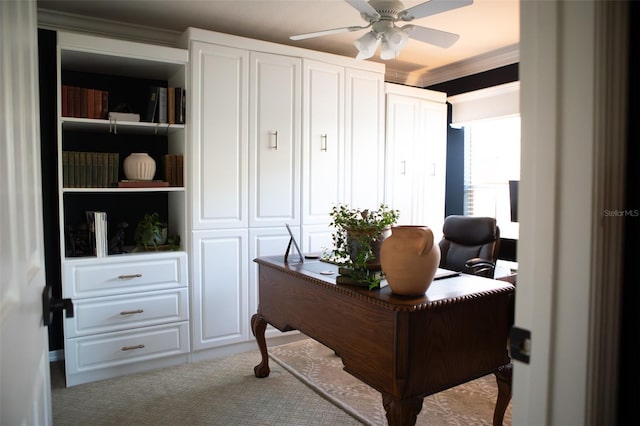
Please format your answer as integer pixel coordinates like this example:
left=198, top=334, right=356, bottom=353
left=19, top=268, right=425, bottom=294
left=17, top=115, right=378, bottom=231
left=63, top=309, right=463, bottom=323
left=255, top=256, right=514, bottom=310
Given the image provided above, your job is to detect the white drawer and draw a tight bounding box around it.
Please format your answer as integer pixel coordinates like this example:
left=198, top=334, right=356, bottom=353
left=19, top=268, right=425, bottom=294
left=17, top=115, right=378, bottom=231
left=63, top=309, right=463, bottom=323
left=63, top=253, right=187, bottom=299
left=65, top=321, right=190, bottom=376
left=64, top=288, right=189, bottom=338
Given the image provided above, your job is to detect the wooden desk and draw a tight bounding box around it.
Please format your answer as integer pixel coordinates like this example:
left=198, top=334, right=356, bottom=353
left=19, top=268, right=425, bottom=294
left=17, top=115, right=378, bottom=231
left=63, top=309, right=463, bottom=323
left=251, top=256, right=514, bottom=426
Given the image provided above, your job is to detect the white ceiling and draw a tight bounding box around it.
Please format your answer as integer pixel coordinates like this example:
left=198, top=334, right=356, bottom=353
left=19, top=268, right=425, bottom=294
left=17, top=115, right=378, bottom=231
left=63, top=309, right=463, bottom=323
left=37, top=0, right=520, bottom=86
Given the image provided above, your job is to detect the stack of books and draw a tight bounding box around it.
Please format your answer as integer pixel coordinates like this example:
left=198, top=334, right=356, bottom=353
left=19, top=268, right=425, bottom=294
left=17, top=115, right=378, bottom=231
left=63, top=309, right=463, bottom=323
left=86, top=211, right=108, bottom=257
left=62, top=151, right=119, bottom=188
left=336, top=267, right=388, bottom=288
left=61, top=85, right=109, bottom=119
left=162, top=154, right=184, bottom=186
left=146, top=86, right=186, bottom=124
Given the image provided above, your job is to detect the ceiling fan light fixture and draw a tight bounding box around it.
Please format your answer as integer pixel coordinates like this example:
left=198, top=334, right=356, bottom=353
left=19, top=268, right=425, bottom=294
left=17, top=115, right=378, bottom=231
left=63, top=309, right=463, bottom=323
left=379, top=26, right=408, bottom=60
left=384, top=26, right=409, bottom=51
left=354, top=31, right=380, bottom=60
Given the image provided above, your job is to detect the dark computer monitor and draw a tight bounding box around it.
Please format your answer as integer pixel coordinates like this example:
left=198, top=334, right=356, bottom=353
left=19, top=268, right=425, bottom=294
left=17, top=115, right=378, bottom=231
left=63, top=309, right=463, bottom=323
left=509, top=180, right=519, bottom=223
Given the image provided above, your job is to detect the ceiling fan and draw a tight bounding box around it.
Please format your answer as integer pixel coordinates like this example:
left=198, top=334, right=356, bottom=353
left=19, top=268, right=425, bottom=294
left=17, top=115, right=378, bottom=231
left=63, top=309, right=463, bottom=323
left=290, top=0, right=473, bottom=61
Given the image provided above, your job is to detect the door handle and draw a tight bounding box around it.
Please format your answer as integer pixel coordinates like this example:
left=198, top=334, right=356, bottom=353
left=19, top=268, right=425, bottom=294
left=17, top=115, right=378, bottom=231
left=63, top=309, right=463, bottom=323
left=42, top=285, right=74, bottom=326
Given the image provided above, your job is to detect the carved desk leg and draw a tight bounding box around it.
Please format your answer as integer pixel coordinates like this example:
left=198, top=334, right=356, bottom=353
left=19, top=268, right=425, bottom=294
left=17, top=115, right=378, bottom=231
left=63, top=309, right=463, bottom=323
left=251, top=313, right=270, bottom=378
left=492, top=363, right=513, bottom=426
left=382, top=393, right=423, bottom=426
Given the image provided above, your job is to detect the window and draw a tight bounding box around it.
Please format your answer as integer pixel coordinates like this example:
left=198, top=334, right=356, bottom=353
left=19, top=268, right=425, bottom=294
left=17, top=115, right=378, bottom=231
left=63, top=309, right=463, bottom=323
left=448, top=82, right=521, bottom=238
left=463, top=116, right=520, bottom=238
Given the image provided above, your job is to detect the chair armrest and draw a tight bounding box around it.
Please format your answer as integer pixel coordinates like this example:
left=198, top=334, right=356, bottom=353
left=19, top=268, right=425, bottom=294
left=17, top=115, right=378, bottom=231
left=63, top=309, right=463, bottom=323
left=464, top=257, right=496, bottom=278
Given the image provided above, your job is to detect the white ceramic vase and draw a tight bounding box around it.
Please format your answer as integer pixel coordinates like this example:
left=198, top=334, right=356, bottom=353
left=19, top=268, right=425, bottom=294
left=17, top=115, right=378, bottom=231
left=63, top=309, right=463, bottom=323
left=123, top=153, right=156, bottom=180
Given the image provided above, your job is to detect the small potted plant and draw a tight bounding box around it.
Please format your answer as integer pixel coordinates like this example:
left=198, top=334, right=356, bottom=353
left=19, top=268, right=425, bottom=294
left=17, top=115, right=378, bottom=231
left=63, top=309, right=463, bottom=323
left=133, top=212, right=179, bottom=251
left=325, top=203, right=399, bottom=289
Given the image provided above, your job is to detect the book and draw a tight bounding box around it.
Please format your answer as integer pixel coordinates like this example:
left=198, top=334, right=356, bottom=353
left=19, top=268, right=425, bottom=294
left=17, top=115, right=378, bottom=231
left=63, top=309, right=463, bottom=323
left=79, top=87, right=88, bottom=118
left=146, top=86, right=160, bottom=122
left=61, top=85, right=68, bottom=116
left=336, top=267, right=387, bottom=288
left=168, top=87, right=175, bottom=124
left=87, top=88, right=95, bottom=119
left=94, top=89, right=103, bottom=119
left=108, top=112, right=140, bottom=122
left=176, top=155, right=183, bottom=187
left=158, top=87, right=168, bottom=123
left=101, top=90, right=109, bottom=119
left=118, top=180, right=169, bottom=188
left=72, top=86, right=81, bottom=117
left=163, top=154, right=176, bottom=186
left=109, top=153, right=119, bottom=186
left=86, top=211, right=108, bottom=257
left=62, top=151, right=69, bottom=187
left=175, top=87, right=185, bottom=124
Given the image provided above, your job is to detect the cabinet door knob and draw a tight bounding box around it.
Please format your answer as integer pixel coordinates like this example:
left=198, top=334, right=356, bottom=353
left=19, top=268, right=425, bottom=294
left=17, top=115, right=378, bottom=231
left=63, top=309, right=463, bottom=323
left=271, top=130, right=279, bottom=150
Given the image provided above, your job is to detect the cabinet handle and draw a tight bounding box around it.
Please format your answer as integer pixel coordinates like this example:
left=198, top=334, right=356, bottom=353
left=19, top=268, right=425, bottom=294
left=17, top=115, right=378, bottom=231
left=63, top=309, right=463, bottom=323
left=401, top=160, right=407, bottom=175
left=120, top=309, right=144, bottom=315
left=321, top=134, right=328, bottom=152
left=118, top=273, right=142, bottom=279
left=121, top=344, right=145, bottom=351
left=271, top=130, right=279, bottom=150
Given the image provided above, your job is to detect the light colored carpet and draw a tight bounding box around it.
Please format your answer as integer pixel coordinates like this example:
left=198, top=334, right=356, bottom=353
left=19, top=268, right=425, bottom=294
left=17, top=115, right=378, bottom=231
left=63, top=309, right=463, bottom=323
left=269, top=338, right=512, bottom=426
left=51, top=349, right=362, bottom=425
left=51, top=338, right=511, bottom=425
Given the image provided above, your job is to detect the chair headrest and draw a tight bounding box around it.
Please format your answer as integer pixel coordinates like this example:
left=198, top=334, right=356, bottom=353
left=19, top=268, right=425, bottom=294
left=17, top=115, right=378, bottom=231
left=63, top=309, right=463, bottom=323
left=442, top=215, right=499, bottom=245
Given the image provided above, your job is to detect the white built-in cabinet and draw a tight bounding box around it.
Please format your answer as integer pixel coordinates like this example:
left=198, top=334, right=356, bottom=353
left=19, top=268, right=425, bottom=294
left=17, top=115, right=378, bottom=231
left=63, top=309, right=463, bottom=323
left=385, top=83, right=447, bottom=239
left=182, top=27, right=385, bottom=354
left=55, top=32, right=190, bottom=386
left=301, top=61, right=386, bottom=253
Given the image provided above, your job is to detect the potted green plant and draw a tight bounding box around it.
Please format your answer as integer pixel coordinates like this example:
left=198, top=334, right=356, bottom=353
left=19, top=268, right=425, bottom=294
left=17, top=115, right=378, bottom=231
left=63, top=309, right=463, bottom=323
left=324, top=203, right=399, bottom=289
left=133, top=212, right=180, bottom=251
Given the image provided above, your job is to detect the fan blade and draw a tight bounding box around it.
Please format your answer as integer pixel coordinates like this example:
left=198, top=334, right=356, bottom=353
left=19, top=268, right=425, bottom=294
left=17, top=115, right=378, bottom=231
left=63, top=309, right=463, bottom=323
left=344, top=0, right=380, bottom=19
left=402, top=25, right=460, bottom=48
left=290, top=25, right=368, bottom=41
left=401, top=0, right=473, bottom=21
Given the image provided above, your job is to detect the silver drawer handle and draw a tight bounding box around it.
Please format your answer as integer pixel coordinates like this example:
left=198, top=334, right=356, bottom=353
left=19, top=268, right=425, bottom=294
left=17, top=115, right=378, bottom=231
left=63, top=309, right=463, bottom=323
left=120, top=309, right=144, bottom=315
left=118, top=274, right=142, bottom=279
left=121, top=344, right=145, bottom=351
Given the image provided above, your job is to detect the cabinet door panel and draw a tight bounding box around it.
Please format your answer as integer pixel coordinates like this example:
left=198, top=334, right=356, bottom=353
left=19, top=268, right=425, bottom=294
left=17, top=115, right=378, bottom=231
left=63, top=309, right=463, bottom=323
left=249, top=52, right=301, bottom=227
left=345, top=68, right=385, bottom=210
left=249, top=227, right=300, bottom=338
left=191, top=42, right=249, bottom=229
left=302, top=60, right=344, bottom=225
left=191, top=229, right=249, bottom=350
left=386, top=94, right=420, bottom=224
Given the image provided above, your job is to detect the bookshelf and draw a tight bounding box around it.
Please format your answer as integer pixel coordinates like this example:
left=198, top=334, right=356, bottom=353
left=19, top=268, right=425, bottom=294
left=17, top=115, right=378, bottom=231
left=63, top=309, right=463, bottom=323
left=56, top=31, right=191, bottom=386
left=57, top=32, right=188, bottom=259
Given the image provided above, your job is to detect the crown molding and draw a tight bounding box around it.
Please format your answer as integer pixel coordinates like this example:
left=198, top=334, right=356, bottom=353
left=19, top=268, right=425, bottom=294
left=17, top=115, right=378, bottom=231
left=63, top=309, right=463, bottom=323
left=385, top=44, right=520, bottom=87
left=37, top=9, right=181, bottom=47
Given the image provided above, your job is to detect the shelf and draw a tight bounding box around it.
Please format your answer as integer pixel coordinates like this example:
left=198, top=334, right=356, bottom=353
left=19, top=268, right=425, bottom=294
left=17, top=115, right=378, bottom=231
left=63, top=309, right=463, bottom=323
left=62, top=187, right=185, bottom=193
left=62, top=117, right=184, bottom=135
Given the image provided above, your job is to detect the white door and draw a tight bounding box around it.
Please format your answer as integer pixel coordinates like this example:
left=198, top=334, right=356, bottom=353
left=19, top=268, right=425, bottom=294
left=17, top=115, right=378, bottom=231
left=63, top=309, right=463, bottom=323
left=189, top=41, right=249, bottom=230
left=344, top=67, right=385, bottom=210
left=302, top=59, right=345, bottom=225
left=385, top=93, right=420, bottom=224
left=0, top=0, right=53, bottom=424
left=249, top=52, right=301, bottom=228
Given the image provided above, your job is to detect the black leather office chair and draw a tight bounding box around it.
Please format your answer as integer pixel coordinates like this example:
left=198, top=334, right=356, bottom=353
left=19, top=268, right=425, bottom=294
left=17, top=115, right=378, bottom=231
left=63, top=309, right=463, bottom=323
left=438, top=215, right=500, bottom=279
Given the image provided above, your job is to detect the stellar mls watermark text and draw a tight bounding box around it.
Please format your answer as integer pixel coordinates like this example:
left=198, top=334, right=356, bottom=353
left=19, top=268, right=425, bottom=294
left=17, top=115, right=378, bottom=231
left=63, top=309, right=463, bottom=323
left=603, top=209, right=639, bottom=217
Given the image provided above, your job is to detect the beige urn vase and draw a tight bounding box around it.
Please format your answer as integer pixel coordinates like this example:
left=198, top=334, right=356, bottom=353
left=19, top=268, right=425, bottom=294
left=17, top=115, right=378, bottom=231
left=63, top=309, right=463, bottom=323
left=380, top=225, right=441, bottom=296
